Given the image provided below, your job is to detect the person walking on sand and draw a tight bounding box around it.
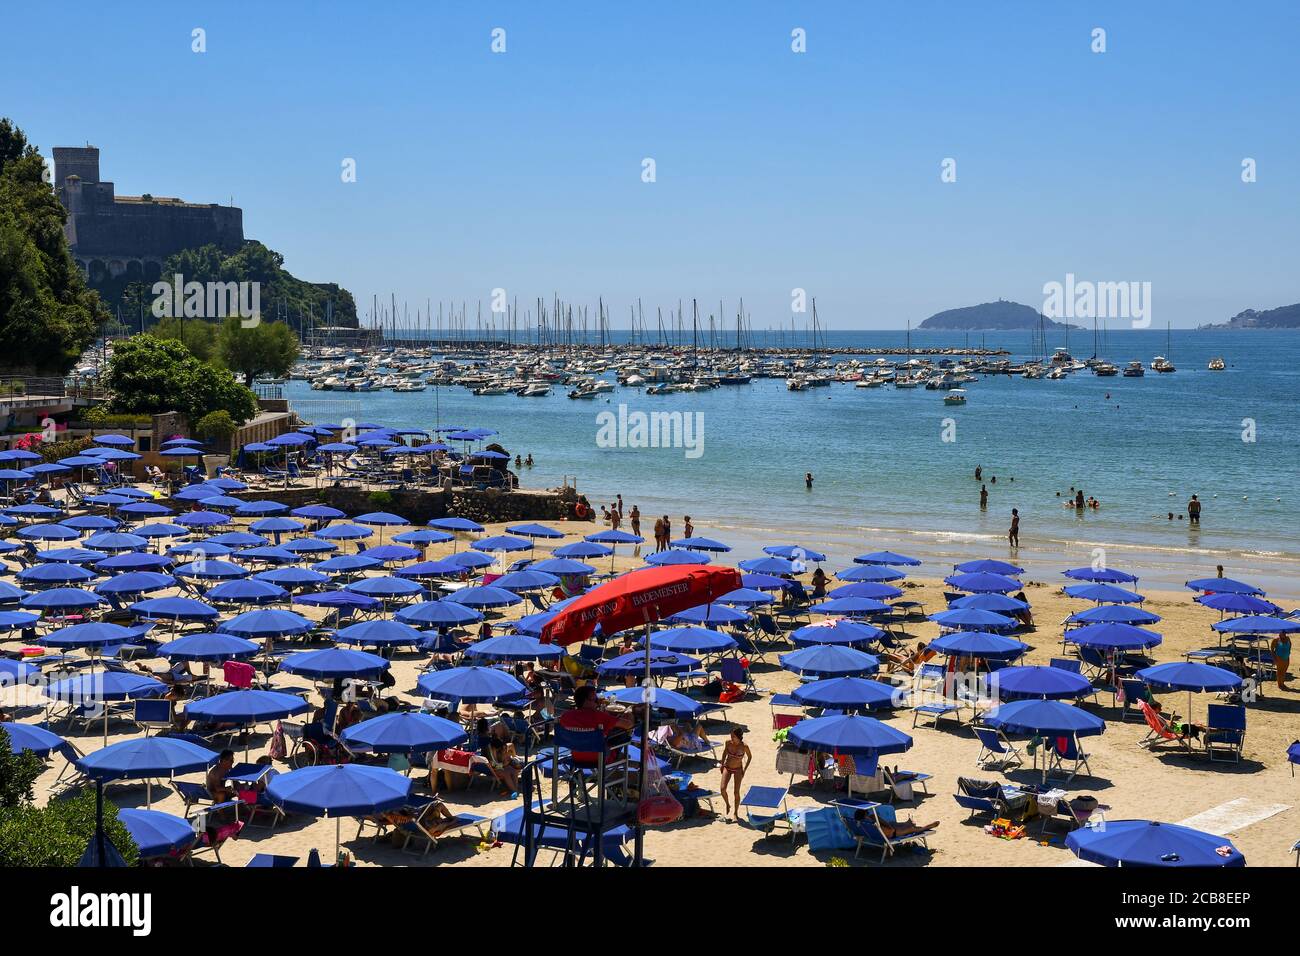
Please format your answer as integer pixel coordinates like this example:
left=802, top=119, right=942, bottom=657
left=683, top=515, right=694, bottom=539
left=1008, top=508, right=1020, bottom=548
left=662, top=515, right=672, bottom=548
left=653, top=515, right=665, bottom=552
left=719, top=728, right=752, bottom=820
left=1188, top=494, right=1201, bottom=525
left=1271, top=633, right=1291, bottom=691
left=629, top=505, right=641, bottom=538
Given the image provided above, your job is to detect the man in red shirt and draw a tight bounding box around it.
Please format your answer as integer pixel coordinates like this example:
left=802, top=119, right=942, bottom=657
left=559, top=685, right=634, bottom=766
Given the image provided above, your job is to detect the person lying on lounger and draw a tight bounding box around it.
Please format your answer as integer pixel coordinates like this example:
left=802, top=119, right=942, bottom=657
left=884, top=641, right=936, bottom=674
left=849, top=805, right=940, bottom=837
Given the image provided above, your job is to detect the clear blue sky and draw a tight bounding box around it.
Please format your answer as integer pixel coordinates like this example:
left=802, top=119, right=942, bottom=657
left=5, top=1, right=1297, bottom=329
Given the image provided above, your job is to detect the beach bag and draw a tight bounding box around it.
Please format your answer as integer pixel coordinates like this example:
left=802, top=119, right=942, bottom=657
left=718, top=682, right=744, bottom=704
left=268, top=721, right=287, bottom=760
left=637, top=745, right=682, bottom=827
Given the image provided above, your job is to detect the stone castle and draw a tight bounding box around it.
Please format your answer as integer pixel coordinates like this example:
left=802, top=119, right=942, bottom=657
left=54, top=146, right=244, bottom=287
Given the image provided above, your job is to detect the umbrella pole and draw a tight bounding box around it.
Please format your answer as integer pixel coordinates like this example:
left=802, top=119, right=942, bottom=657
left=634, top=620, right=650, bottom=867
left=335, top=815, right=341, bottom=864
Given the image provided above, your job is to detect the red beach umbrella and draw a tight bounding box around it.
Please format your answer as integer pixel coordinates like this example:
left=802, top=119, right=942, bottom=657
left=540, top=564, right=741, bottom=647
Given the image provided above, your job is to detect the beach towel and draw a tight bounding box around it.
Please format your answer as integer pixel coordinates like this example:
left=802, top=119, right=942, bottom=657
left=268, top=721, right=287, bottom=760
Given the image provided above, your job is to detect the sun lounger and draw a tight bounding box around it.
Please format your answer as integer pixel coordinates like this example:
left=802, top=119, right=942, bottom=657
left=245, top=853, right=299, bottom=867
left=973, top=725, right=1024, bottom=770
left=187, top=801, right=243, bottom=864
left=883, top=766, right=932, bottom=802
left=952, top=776, right=1019, bottom=822
left=1139, top=700, right=1192, bottom=753
left=400, top=811, right=488, bottom=856
left=1040, top=795, right=1108, bottom=835
left=738, top=785, right=792, bottom=838
left=837, top=801, right=932, bottom=862
left=911, top=699, right=961, bottom=729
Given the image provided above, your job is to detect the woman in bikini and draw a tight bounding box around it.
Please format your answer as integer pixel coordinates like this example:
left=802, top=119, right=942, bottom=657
left=719, top=728, right=752, bottom=820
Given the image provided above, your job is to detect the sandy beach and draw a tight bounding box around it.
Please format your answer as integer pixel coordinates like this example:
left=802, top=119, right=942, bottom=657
left=6, top=517, right=1296, bottom=869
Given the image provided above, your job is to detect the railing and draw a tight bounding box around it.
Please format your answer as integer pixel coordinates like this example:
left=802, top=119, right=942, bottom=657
left=0, top=375, right=106, bottom=402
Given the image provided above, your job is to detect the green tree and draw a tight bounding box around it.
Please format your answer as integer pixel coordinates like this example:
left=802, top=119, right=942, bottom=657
left=195, top=409, right=237, bottom=443
left=218, top=316, right=299, bottom=385
left=0, top=118, right=109, bottom=372
left=153, top=316, right=220, bottom=363
left=104, top=334, right=257, bottom=424
left=0, top=726, right=43, bottom=810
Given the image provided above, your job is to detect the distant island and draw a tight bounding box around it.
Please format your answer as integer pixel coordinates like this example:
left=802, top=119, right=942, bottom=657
left=1198, top=302, right=1300, bottom=330
left=918, top=299, right=1084, bottom=332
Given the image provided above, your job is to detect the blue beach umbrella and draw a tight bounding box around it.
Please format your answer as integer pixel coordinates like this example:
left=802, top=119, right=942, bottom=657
left=91, top=434, right=135, bottom=447
left=219, top=608, right=313, bottom=638
left=266, top=764, right=413, bottom=859
left=133, top=522, right=188, bottom=540
left=828, top=581, right=904, bottom=601
left=293, top=590, right=380, bottom=613
left=291, top=504, right=347, bottom=521
left=118, top=502, right=173, bottom=517
left=1063, top=566, right=1140, bottom=584
left=174, top=511, right=230, bottom=528
left=0, top=582, right=32, bottom=605
left=156, top=632, right=259, bottom=662
left=355, top=511, right=407, bottom=527
left=417, top=666, right=526, bottom=703
left=443, top=551, right=497, bottom=570
left=1136, top=662, right=1242, bottom=694
left=509, top=611, right=559, bottom=637
left=792, top=677, right=898, bottom=711
left=955, top=559, right=1024, bottom=575
left=556, top=541, right=613, bottom=559
left=585, top=529, right=644, bottom=545
left=1066, top=604, right=1161, bottom=626
left=393, top=529, right=454, bottom=546
left=428, top=516, right=485, bottom=533
left=717, top=587, right=776, bottom=608
left=396, top=600, right=483, bottom=628
left=597, top=651, right=700, bottom=678
left=207, top=531, right=268, bottom=548
left=929, top=608, right=1018, bottom=631
left=464, top=633, right=565, bottom=661
left=474, top=534, right=532, bottom=553
left=445, top=585, right=523, bottom=609
left=174, top=559, right=248, bottom=580
left=1212, top=614, right=1300, bottom=636
left=117, top=808, right=196, bottom=858
left=76, top=737, right=217, bottom=805
left=18, top=562, right=98, bottom=587
left=313, top=554, right=382, bottom=574
left=60, top=514, right=119, bottom=532
left=648, top=626, right=737, bottom=654
left=1195, top=593, right=1280, bottom=616
left=1066, top=820, right=1244, bottom=868
left=255, top=567, right=331, bottom=589
left=231, top=546, right=301, bottom=565
left=944, top=571, right=1022, bottom=593
left=1065, top=622, right=1163, bottom=652
left=669, top=536, right=731, bottom=553
left=645, top=549, right=709, bottom=566
left=854, top=550, right=921, bottom=566
left=1064, top=583, right=1145, bottom=604
left=359, top=544, right=420, bottom=563
left=334, top=619, right=424, bottom=648
left=988, top=665, right=1094, bottom=701
left=507, top=522, right=564, bottom=540
left=780, top=644, right=880, bottom=677
left=281, top=538, right=338, bottom=555
left=491, top=569, right=560, bottom=592
left=950, top=593, right=1030, bottom=613
left=738, top=556, right=800, bottom=576
left=18, top=523, right=80, bottom=542
left=47, top=671, right=166, bottom=743
left=344, top=576, right=425, bottom=600
left=602, top=686, right=708, bottom=718
left=928, top=631, right=1029, bottom=659
left=982, top=699, right=1106, bottom=737
left=95, top=551, right=173, bottom=572
left=530, top=557, right=597, bottom=576
left=1185, top=577, right=1264, bottom=596
left=21, top=587, right=106, bottom=613
left=665, top=603, right=748, bottom=626
left=764, top=544, right=827, bottom=562
left=206, top=579, right=289, bottom=605
left=340, top=712, right=467, bottom=754
left=810, top=597, right=891, bottom=617
left=250, top=517, right=306, bottom=535
left=790, top=620, right=884, bottom=647
left=279, top=648, right=389, bottom=679
left=38, top=621, right=136, bottom=650
left=84, top=531, right=149, bottom=553
left=184, top=689, right=309, bottom=724
left=788, top=714, right=912, bottom=756
left=2, top=721, right=73, bottom=758
left=94, top=571, right=176, bottom=598
left=83, top=494, right=132, bottom=506
left=315, top=523, right=374, bottom=541
left=836, top=564, right=906, bottom=583
left=130, top=597, right=220, bottom=623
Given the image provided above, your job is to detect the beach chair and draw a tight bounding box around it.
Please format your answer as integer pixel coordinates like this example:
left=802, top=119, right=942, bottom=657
left=738, top=785, right=792, bottom=839
left=952, top=777, right=1004, bottom=821
left=1047, top=734, right=1092, bottom=781
left=1139, top=700, right=1191, bottom=753
left=1203, top=704, right=1246, bottom=763
left=400, top=810, right=484, bottom=856
left=1117, top=678, right=1148, bottom=721
left=973, top=725, right=1024, bottom=770
left=133, top=698, right=174, bottom=735
left=839, top=802, right=932, bottom=863
left=770, top=693, right=803, bottom=730
left=842, top=753, right=884, bottom=799
left=176, top=780, right=215, bottom=813
left=1050, top=657, right=1082, bottom=674
left=718, top=657, right=755, bottom=697
left=187, top=801, right=243, bottom=864
left=882, top=766, right=932, bottom=803
left=1040, top=795, right=1108, bottom=836
left=245, top=853, right=299, bottom=867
